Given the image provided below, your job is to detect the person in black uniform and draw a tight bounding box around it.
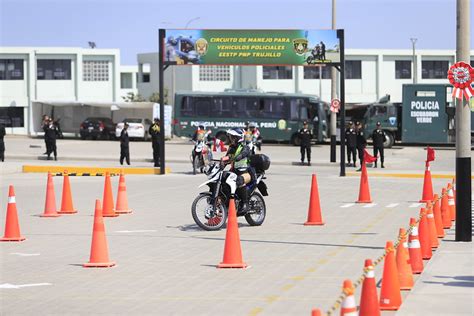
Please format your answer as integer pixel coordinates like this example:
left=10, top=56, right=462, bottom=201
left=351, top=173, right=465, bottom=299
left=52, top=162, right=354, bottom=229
left=41, top=115, right=50, bottom=155
left=43, top=118, right=58, bottom=161
left=372, top=121, right=386, bottom=168
left=355, top=121, right=367, bottom=171
left=298, top=121, right=312, bottom=166
left=119, top=123, right=130, bottom=165
left=149, top=118, right=161, bottom=167
left=345, top=121, right=357, bottom=167
left=0, top=123, right=5, bottom=162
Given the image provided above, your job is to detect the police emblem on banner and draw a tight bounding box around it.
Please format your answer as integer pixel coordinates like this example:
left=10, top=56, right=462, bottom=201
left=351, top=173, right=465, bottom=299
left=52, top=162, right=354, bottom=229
left=196, top=38, right=209, bottom=56
left=293, top=38, right=308, bottom=56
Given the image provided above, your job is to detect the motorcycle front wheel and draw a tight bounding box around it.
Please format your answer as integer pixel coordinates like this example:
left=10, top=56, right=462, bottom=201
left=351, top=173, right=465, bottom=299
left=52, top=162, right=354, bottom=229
left=191, top=193, right=227, bottom=231
left=245, top=192, right=266, bottom=226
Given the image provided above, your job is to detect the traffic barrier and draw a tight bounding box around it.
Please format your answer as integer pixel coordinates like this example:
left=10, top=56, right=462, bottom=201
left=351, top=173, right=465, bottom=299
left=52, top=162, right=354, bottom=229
left=418, top=208, right=432, bottom=260
left=440, top=188, right=451, bottom=229
left=356, top=162, right=372, bottom=203
left=408, top=217, right=424, bottom=274
left=358, top=259, right=380, bottom=316
left=447, top=183, right=455, bottom=222
left=432, top=194, right=445, bottom=238
left=379, top=241, right=402, bottom=311
left=102, top=172, right=118, bottom=217
left=419, top=161, right=434, bottom=203
left=40, top=172, right=61, bottom=218
left=340, top=280, right=357, bottom=316
left=396, top=228, right=414, bottom=290
left=115, top=173, right=132, bottom=214
left=84, top=199, right=115, bottom=268
left=425, top=204, right=439, bottom=248
left=58, top=171, right=78, bottom=214
left=217, top=199, right=247, bottom=269
left=304, top=174, right=324, bottom=226
left=1, top=185, right=26, bottom=242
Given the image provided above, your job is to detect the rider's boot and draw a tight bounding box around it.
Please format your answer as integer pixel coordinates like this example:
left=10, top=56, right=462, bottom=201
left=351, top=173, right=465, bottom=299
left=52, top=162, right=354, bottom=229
left=236, top=187, right=249, bottom=216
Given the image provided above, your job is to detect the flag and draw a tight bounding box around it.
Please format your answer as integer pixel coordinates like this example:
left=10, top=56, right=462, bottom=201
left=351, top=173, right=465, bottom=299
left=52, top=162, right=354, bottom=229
left=426, top=146, right=435, bottom=162
left=363, top=149, right=377, bottom=163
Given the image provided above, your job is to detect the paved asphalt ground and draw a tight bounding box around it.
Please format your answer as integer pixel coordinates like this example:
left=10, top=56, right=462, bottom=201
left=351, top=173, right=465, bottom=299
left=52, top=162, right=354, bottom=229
left=0, top=136, right=472, bottom=315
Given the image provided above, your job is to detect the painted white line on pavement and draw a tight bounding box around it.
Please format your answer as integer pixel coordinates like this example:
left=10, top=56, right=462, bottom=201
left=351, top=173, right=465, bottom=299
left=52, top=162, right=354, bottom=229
left=341, top=203, right=355, bottom=208
left=409, top=203, right=423, bottom=208
left=115, top=230, right=157, bottom=233
left=10, top=253, right=40, bottom=257
left=0, top=283, right=52, bottom=289
left=386, top=203, right=399, bottom=208
left=363, top=203, right=377, bottom=208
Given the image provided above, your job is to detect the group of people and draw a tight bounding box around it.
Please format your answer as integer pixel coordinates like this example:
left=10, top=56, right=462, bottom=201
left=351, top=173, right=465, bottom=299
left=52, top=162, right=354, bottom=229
left=311, top=41, right=326, bottom=61
left=345, top=121, right=385, bottom=169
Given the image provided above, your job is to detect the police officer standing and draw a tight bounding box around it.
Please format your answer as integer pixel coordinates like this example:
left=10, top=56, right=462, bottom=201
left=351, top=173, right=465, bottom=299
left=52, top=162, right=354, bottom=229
left=355, top=121, right=367, bottom=171
left=372, top=121, right=386, bottom=168
left=43, top=118, right=58, bottom=161
left=298, top=121, right=312, bottom=166
left=119, top=122, right=130, bottom=165
left=345, top=121, right=357, bottom=167
left=149, top=118, right=161, bottom=167
left=0, top=123, right=5, bottom=162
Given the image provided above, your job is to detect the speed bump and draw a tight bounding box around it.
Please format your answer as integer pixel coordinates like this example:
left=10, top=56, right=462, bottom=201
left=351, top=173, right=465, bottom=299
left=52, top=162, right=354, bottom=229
left=22, top=165, right=171, bottom=175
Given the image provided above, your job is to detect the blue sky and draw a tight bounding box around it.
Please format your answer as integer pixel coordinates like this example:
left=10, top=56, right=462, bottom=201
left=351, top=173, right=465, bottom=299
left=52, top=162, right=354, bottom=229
left=1, top=0, right=472, bottom=65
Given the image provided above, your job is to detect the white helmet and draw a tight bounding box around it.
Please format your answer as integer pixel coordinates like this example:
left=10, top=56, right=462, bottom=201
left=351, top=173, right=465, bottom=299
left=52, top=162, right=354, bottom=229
left=226, top=128, right=244, bottom=144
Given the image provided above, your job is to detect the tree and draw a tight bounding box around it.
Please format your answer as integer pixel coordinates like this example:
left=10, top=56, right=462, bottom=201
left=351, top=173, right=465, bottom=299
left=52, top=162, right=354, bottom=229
left=122, top=92, right=146, bottom=102
left=148, top=88, right=169, bottom=104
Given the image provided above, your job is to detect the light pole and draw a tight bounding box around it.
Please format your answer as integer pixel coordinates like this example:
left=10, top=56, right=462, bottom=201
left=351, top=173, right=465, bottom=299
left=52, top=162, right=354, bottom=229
left=330, top=0, right=337, bottom=163
left=410, top=38, right=417, bottom=84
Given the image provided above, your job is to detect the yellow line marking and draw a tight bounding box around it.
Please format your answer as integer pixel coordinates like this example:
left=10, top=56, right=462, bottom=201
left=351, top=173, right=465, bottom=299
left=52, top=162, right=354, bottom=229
left=328, top=249, right=341, bottom=257
left=248, top=307, right=264, bottom=316
left=346, top=172, right=470, bottom=179
left=281, top=284, right=295, bottom=291
left=317, top=258, right=328, bottom=265
left=22, top=165, right=171, bottom=175
left=265, top=295, right=280, bottom=303
left=290, top=276, right=305, bottom=281
left=307, top=267, right=317, bottom=273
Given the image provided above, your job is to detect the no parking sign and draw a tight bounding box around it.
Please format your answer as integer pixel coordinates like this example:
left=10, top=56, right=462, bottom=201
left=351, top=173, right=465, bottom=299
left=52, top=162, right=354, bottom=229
left=330, top=98, right=340, bottom=113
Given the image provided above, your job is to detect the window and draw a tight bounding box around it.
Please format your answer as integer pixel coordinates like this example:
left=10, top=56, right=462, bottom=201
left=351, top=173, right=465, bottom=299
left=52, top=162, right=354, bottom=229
left=37, top=59, right=71, bottom=80
left=0, top=59, right=24, bottom=80
left=260, top=98, right=286, bottom=119
left=345, top=61, right=361, bottom=79
left=290, top=98, right=308, bottom=120
left=120, top=73, right=133, bottom=89
left=199, top=66, right=231, bottom=81
left=211, top=97, right=232, bottom=117
left=395, top=60, right=411, bottom=79
left=232, top=98, right=259, bottom=118
left=0, top=107, right=24, bottom=127
left=181, top=97, right=195, bottom=117
left=194, top=98, right=211, bottom=116
left=142, top=73, right=150, bottom=83
left=262, top=66, right=292, bottom=79
left=303, top=66, right=331, bottom=79
left=83, top=60, right=109, bottom=81
left=422, top=61, right=449, bottom=79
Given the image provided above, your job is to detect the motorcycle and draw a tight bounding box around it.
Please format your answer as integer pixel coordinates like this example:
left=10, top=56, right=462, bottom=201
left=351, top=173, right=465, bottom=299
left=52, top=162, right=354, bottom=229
left=191, top=139, right=212, bottom=175
left=191, top=155, right=270, bottom=231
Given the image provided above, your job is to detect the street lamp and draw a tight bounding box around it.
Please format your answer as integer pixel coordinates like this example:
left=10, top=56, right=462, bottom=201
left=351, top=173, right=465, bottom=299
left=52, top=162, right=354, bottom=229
left=410, top=38, right=417, bottom=84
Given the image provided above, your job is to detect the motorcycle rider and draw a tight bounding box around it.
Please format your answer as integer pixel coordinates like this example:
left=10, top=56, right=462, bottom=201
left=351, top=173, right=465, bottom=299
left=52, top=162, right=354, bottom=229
left=192, top=124, right=211, bottom=145
left=221, top=128, right=253, bottom=215
left=244, top=122, right=261, bottom=153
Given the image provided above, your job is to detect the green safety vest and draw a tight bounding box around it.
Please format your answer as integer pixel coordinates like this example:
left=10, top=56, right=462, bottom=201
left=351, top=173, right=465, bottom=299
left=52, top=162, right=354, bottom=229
left=232, top=144, right=249, bottom=170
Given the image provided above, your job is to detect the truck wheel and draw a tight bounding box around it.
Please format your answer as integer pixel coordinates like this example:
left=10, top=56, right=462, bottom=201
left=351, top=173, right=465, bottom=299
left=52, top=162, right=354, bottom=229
left=290, top=134, right=301, bottom=146
left=384, top=131, right=394, bottom=148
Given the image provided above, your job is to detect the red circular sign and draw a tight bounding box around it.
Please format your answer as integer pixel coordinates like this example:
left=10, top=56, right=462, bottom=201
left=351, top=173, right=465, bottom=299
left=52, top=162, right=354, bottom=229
left=447, top=61, right=474, bottom=101
left=330, top=98, right=341, bottom=112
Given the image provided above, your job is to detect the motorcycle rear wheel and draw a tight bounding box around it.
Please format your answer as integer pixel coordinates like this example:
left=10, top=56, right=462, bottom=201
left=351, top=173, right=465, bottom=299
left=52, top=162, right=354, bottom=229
left=191, top=193, right=227, bottom=231
left=245, top=192, right=266, bottom=226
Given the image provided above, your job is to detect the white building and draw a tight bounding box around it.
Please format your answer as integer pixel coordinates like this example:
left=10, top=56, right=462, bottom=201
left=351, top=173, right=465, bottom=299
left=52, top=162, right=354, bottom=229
left=0, top=47, right=138, bottom=135
left=138, top=49, right=473, bottom=105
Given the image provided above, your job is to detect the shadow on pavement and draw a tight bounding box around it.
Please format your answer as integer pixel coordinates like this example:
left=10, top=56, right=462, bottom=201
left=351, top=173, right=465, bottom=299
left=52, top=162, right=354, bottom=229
left=423, top=275, right=474, bottom=288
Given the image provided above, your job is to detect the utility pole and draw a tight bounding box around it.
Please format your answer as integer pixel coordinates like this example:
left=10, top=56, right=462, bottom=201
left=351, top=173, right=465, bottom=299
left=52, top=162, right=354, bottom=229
left=330, top=0, right=337, bottom=163
left=455, top=0, right=471, bottom=241
left=410, top=38, right=417, bottom=84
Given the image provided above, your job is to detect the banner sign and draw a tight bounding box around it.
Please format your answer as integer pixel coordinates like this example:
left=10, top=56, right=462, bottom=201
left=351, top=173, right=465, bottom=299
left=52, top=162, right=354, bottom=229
left=164, top=29, right=340, bottom=66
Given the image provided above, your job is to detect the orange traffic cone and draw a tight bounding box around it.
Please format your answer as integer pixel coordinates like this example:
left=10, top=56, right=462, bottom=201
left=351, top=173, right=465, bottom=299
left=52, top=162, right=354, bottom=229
left=419, top=161, right=434, bottom=203
left=408, top=218, right=424, bottom=274
left=396, top=228, right=414, bottom=290
left=379, top=241, right=402, bottom=311
left=311, top=308, right=322, bottom=316
left=447, top=183, right=455, bottom=222
left=440, top=188, right=451, bottom=229
left=359, top=259, right=381, bottom=316
left=40, top=172, right=60, bottom=217
left=432, top=194, right=445, bottom=238
left=418, top=208, right=432, bottom=260
left=217, top=199, right=247, bottom=269
left=304, top=174, right=324, bottom=225
left=356, top=161, right=372, bottom=203
left=1, top=186, right=26, bottom=242
left=425, top=205, right=439, bottom=248
left=58, top=171, right=77, bottom=214
left=84, top=199, right=115, bottom=268
left=340, top=279, right=357, bottom=316
left=102, top=172, right=118, bottom=217
left=115, top=173, right=132, bottom=214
